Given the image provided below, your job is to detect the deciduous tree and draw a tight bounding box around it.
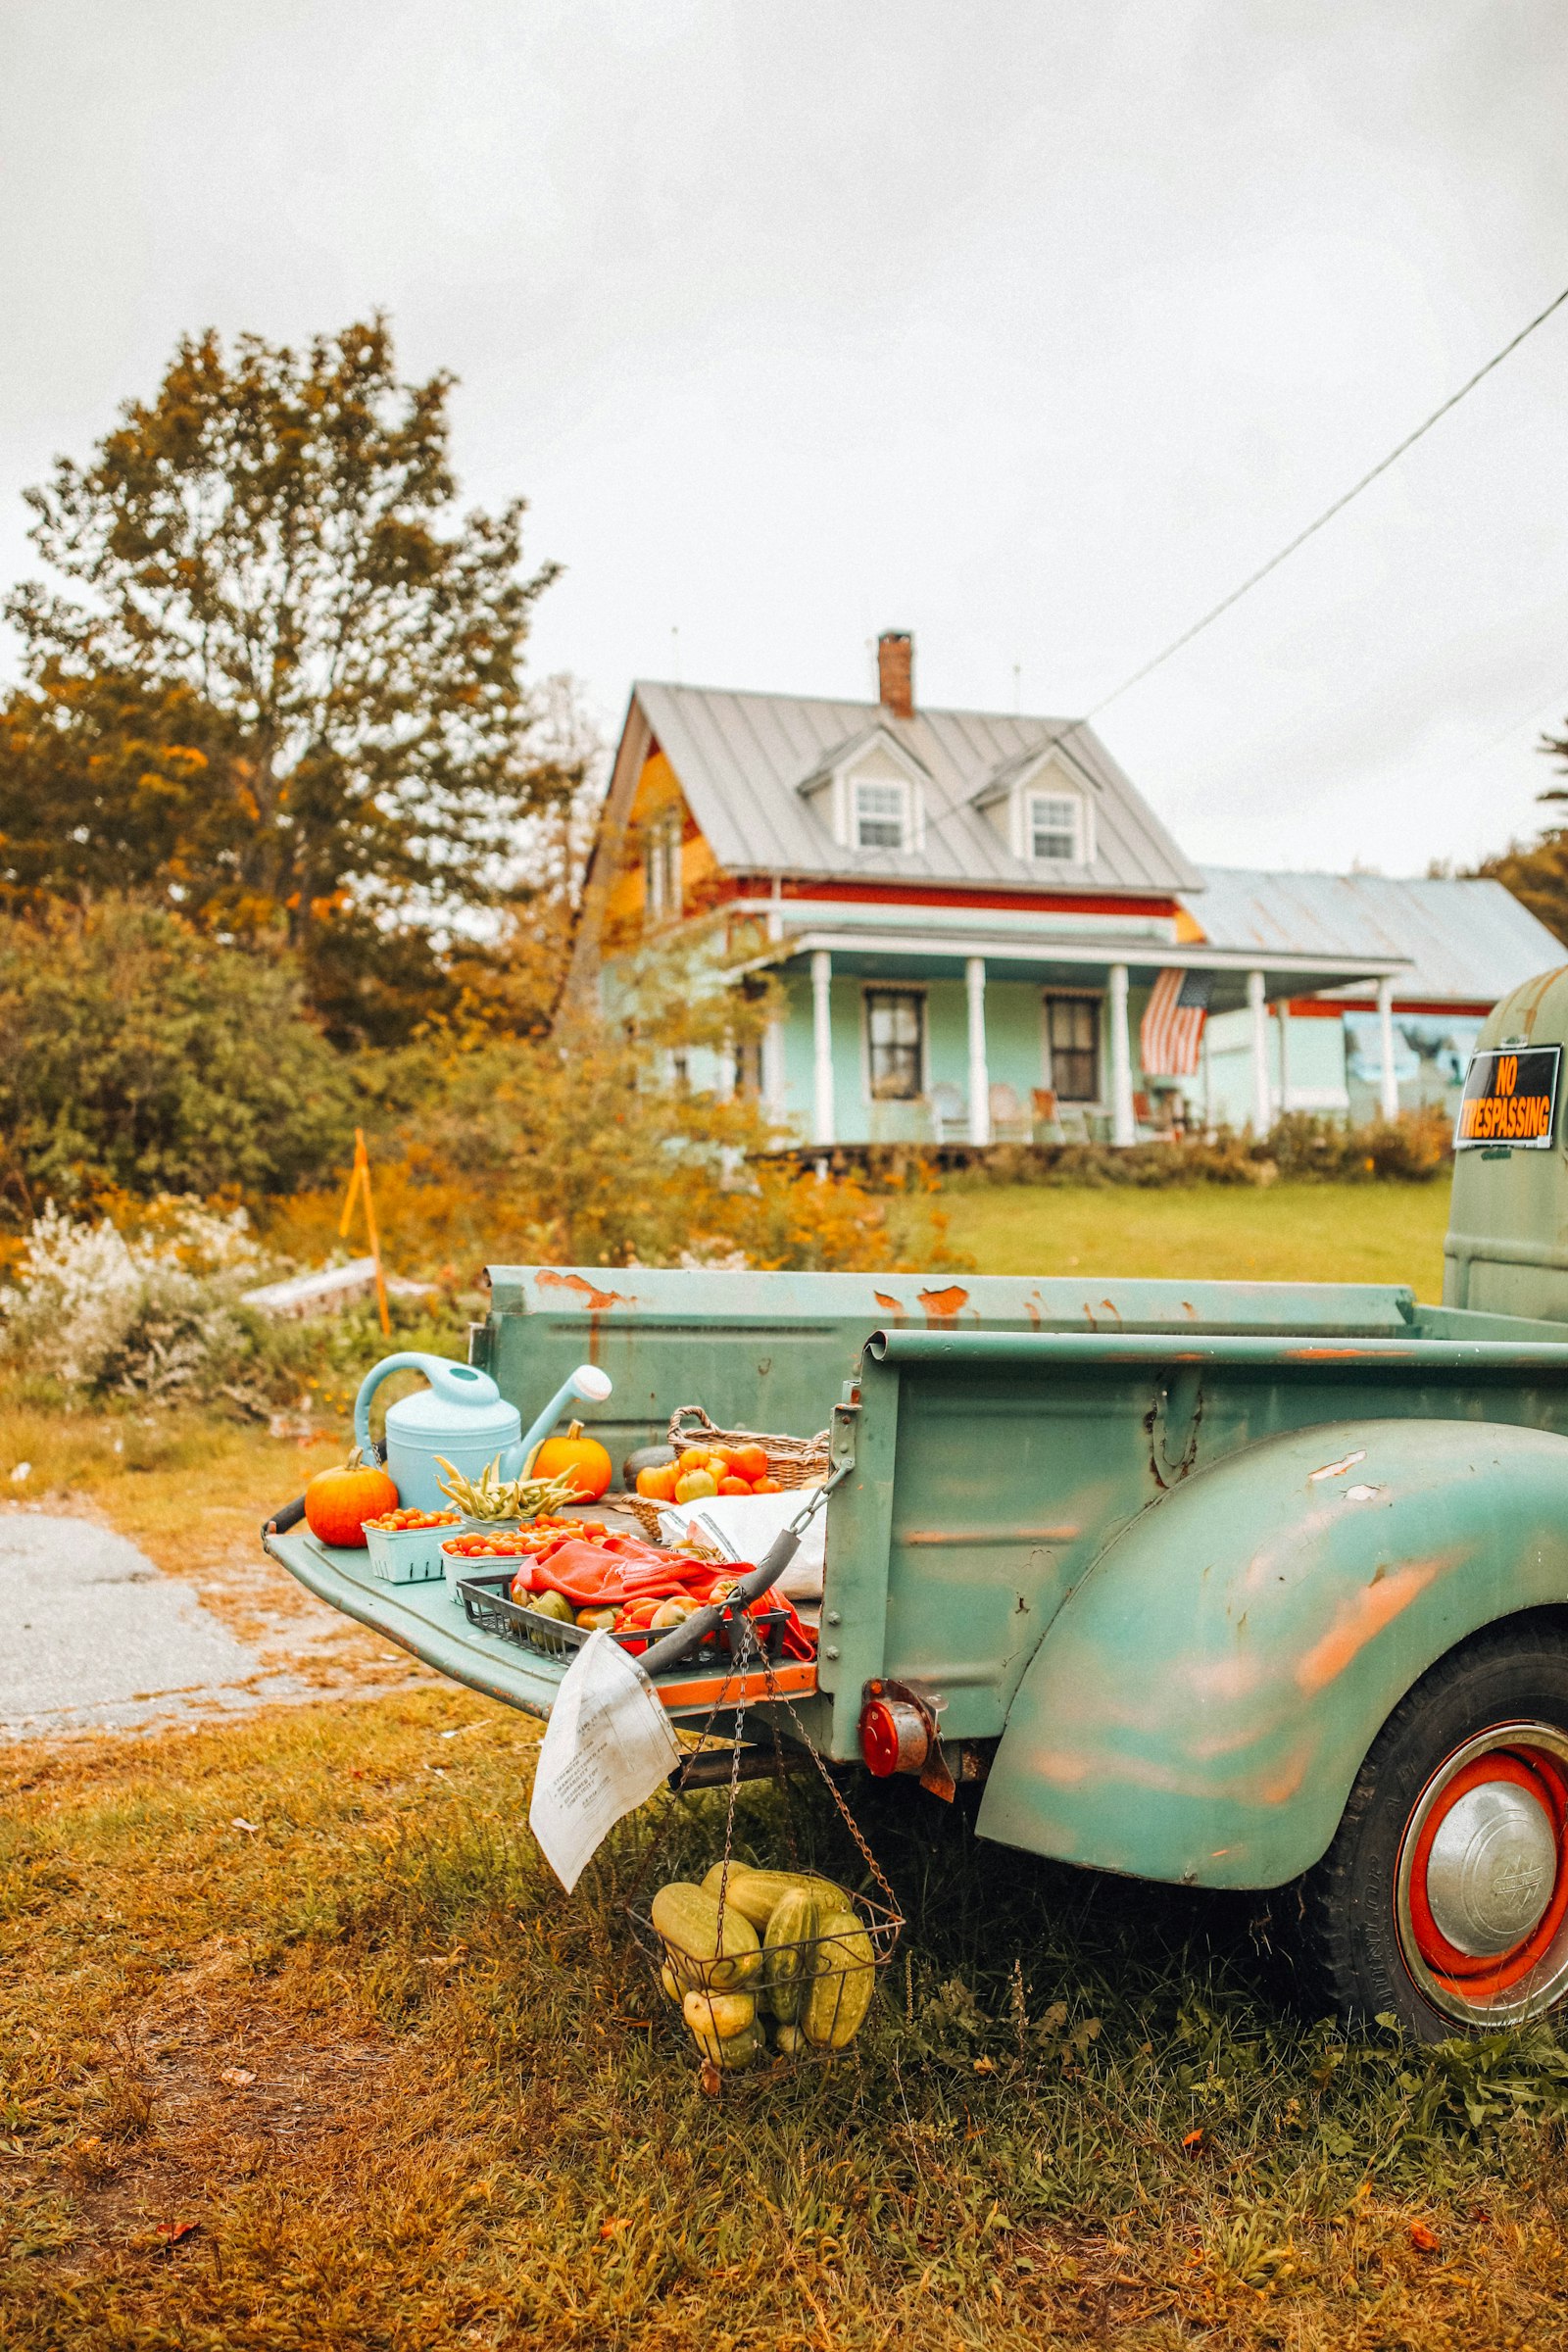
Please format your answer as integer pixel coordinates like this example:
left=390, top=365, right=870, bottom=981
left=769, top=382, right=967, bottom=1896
left=0, top=318, right=579, bottom=1040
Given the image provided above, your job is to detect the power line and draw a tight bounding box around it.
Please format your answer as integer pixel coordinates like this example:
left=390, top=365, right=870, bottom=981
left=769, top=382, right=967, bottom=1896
left=852, top=272, right=1568, bottom=868
left=1088, top=275, right=1568, bottom=720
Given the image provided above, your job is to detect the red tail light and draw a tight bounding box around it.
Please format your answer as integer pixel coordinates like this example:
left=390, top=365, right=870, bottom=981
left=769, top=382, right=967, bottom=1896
left=859, top=1692, right=930, bottom=1777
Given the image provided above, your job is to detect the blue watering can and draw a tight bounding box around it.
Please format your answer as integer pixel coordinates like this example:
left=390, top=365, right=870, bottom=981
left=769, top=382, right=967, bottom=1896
left=353, top=1352, right=614, bottom=1513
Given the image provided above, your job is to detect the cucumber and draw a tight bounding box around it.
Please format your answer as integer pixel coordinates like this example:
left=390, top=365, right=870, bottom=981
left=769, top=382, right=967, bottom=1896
left=650, top=1881, right=762, bottom=1988
left=701, top=1863, right=846, bottom=1931
left=761, top=1887, right=822, bottom=2023
left=801, top=1908, right=876, bottom=2050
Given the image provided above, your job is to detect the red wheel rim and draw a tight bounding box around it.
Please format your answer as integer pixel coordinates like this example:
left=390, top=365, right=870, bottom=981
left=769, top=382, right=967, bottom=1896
left=1405, top=1743, right=1568, bottom=2001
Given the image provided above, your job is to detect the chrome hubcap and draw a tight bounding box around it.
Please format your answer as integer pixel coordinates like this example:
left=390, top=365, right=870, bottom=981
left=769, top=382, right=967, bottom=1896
left=1424, top=1781, right=1556, bottom=1955
left=1394, top=1722, right=1568, bottom=2027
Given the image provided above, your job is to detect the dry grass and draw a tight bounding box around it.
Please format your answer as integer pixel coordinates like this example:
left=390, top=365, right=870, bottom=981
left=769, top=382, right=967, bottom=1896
left=6, top=1688, right=1568, bottom=2349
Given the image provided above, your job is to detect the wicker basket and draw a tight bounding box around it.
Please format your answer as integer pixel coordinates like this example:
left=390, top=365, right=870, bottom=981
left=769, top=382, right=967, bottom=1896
left=625, top=1406, right=832, bottom=1540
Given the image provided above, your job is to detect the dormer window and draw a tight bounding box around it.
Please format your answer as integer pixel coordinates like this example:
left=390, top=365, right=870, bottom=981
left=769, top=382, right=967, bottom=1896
left=854, top=777, right=907, bottom=851
left=1029, top=791, right=1084, bottom=863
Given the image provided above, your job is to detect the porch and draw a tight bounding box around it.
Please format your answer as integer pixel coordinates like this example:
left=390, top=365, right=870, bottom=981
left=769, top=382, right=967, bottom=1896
left=754, top=928, right=1409, bottom=1149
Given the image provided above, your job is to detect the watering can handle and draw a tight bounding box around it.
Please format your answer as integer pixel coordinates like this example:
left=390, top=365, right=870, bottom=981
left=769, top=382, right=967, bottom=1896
left=516, top=1363, right=614, bottom=1468
left=352, top=1352, right=502, bottom=1457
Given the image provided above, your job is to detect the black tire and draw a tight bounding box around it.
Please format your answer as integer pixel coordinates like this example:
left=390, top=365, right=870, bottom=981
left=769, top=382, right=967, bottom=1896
left=1293, top=1622, right=1568, bottom=2042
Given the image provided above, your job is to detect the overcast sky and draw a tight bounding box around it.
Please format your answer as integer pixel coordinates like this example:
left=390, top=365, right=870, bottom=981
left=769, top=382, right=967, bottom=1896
left=4, top=0, right=1568, bottom=876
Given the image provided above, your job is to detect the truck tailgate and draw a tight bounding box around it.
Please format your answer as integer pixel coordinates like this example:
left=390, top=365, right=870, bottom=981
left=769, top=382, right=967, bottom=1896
left=262, top=1529, right=815, bottom=1721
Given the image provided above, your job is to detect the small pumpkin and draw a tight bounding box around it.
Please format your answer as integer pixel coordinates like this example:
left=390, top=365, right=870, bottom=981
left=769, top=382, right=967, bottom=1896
left=532, top=1419, right=612, bottom=1501
left=304, top=1450, right=399, bottom=1549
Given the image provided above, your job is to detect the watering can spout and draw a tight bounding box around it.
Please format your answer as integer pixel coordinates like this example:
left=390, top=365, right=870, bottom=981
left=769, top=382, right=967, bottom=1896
left=514, top=1362, right=613, bottom=1472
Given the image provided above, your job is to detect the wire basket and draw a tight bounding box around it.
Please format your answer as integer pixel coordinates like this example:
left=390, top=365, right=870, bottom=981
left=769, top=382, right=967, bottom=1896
left=626, top=1887, right=904, bottom=2072
left=455, top=1570, right=791, bottom=1665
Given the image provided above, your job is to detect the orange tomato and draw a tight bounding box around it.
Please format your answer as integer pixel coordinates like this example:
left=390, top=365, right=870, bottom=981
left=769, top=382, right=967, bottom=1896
left=717, top=1477, right=752, bottom=1495
left=677, top=1446, right=712, bottom=1473
left=636, top=1464, right=679, bottom=1502
left=731, top=1444, right=769, bottom=1484
left=754, top=1476, right=782, bottom=1494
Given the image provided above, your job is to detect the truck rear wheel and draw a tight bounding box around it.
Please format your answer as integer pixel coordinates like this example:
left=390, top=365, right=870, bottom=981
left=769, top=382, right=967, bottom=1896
left=1296, top=1625, right=1568, bottom=2041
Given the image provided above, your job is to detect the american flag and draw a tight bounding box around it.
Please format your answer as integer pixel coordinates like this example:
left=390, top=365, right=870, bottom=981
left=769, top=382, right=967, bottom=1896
left=1140, top=968, right=1213, bottom=1077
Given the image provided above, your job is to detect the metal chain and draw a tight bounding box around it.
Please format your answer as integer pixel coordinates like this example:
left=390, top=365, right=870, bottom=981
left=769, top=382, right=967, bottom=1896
left=623, top=1641, right=746, bottom=1912
left=758, top=1645, right=902, bottom=1918
left=709, top=1615, right=755, bottom=1949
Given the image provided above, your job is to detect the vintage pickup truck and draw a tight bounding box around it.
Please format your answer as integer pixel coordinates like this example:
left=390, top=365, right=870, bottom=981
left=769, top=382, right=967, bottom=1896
left=267, top=967, right=1568, bottom=2042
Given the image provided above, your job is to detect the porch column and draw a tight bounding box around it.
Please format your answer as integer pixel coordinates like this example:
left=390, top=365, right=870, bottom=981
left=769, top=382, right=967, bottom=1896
left=762, top=1013, right=786, bottom=1119
left=1248, top=969, right=1270, bottom=1135
left=1108, top=962, right=1136, bottom=1146
left=965, top=956, right=990, bottom=1146
left=1377, top=975, right=1399, bottom=1120
left=810, top=949, right=835, bottom=1146
left=1275, top=1001, right=1291, bottom=1115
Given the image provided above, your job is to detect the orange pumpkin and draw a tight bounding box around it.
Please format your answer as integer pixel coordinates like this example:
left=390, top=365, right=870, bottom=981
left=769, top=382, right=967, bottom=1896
left=533, top=1419, right=612, bottom=1500
left=305, top=1453, right=400, bottom=1548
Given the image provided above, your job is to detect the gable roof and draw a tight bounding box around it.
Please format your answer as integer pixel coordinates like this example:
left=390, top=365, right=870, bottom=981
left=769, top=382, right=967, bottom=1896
left=631, top=680, right=1202, bottom=897
left=1188, top=868, right=1564, bottom=1004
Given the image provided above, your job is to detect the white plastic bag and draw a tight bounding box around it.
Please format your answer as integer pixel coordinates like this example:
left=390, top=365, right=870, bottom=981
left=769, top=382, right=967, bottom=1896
left=528, top=1630, right=681, bottom=1892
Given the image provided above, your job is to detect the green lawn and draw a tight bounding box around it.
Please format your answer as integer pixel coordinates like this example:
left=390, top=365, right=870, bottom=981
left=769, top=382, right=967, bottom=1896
left=905, top=1180, right=1452, bottom=1300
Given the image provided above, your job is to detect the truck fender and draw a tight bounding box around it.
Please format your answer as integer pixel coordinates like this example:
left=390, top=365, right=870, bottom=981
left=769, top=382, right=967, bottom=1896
left=974, top=1417, right=1568, bottom=1889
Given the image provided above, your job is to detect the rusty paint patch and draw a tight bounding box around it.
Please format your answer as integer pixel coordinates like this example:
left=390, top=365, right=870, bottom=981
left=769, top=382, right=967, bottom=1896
left=1256, top=1740, right=1316, bottom=1805
left=535, top=1270, right=638, bottom=1312
left=1181, top=1299, right=1199, bottom=1320
left=1024, top=1293, right=1043, bottom=1328
left=1100, top=1298, right=1123, bottom=1327
left=1308, top=1448, right=1367, bottom=1484
left=917, top=1284, right=971, bottom=1324
left=872, top=1291, right=906, bottom=1321
left=1295, top=1559, right=1442, bottom=1692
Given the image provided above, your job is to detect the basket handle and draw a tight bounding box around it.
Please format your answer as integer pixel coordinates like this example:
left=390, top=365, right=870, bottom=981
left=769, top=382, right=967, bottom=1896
left=636, top=1463, right=850, bottom=1678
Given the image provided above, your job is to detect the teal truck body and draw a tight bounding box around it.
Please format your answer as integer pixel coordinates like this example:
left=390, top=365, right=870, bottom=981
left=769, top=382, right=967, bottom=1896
left=268, top=967, right=1568, bottom=2038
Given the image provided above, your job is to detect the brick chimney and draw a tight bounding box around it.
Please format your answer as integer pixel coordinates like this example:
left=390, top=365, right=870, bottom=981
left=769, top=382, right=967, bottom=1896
left=876, top=630, right=913, bottom=719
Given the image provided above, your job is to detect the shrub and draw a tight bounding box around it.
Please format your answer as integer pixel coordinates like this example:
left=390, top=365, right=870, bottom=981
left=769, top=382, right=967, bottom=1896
left=0, top=1196, right=269, bottom=1401
left=0, top=898, right=356, bottom=1217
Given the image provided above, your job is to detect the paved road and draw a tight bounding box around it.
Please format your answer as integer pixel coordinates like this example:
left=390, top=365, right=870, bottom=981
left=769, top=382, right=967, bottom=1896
left=1, top=1512, right=331, bottom=1740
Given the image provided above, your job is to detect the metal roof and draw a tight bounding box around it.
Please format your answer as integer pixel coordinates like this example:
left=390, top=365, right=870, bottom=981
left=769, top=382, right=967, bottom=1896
left=633, top=680, right=1202, bottom=896
left=1188, top=868, right=1565, bottom=1004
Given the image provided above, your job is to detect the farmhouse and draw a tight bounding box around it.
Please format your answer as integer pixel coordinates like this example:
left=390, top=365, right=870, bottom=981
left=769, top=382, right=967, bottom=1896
left=569, top=633, right=1561, bottom=1148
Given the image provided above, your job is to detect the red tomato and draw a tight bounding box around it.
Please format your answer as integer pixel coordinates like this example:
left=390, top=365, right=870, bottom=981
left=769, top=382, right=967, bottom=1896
left=731, top=1444, right=769, bottom=1484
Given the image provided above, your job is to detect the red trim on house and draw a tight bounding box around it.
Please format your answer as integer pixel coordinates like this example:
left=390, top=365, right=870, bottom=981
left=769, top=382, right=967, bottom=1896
left=730, top=875, right=1182, bottom=919
left=1286, top=998, right=1494, bottom=1018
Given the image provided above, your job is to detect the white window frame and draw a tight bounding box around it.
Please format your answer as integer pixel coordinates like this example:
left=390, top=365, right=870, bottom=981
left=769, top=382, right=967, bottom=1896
left=859, top=980, right=930, bottom=1103
left=643, top=813, right=682, bottom=926
left=1027, top=790, right=1085, bottom=864
left=851, top=774, right=910, bottom=854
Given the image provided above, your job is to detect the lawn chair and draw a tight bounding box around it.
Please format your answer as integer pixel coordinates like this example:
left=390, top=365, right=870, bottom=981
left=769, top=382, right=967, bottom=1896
left=988, top=1081, right=1032, bottom=1143
left=929, top=1081, right=967, bottom=1144
left=1031, top=1087, right=1061, bottom=1143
